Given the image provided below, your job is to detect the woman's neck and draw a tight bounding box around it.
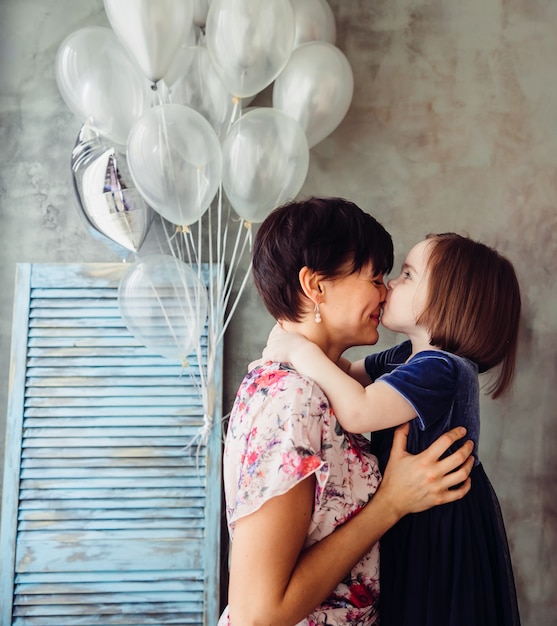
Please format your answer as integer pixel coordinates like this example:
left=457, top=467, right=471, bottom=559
left=280, top=320, right=344, bottom=364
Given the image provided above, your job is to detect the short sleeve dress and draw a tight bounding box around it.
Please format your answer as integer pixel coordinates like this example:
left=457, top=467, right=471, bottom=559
left=218, top=362, right=383, bottom=626
left=365, top=341, right=521, bottom=626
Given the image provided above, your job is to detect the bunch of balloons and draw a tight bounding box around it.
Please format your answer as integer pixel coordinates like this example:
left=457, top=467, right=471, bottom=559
left=55, top=0, right=354, bottom=395
left=56, top=0, right=353, bottom=229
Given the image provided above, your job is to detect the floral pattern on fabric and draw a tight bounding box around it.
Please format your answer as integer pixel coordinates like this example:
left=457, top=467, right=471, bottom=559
left=218, top=362, right=382, bottom=626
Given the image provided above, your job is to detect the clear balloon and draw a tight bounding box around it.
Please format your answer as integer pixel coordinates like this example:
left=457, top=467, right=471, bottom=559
left=273, top=41, right=354, bottom=148
left=221, top=108, right=309, bottom=223
left=127, top=103, right=223, bottom=226
left=118, top=255, right=209, bottom=361
left=291, top=0, right=336, bottom=47
left=104, top=0, right=194, bottom=84
left=205, top=0, right=296, bottom=98
left=55, top=27, right=151, bottom=146
left=192, top=0, right=211, bottom=26
left=166, top=46, right=237, bottom=140
left=163, top=28, right=201, bottom=87
left=72, top=125, right=154, bottom=255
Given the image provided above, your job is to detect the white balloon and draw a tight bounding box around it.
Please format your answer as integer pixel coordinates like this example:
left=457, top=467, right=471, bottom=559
left=206, top=0, right=295, bottom=98
left=104, top=0, right=194, bottom=83
left=273, top=41, right=354, bottom=148
left=161, top=20, right=203, bottom=84
left=192, top=0, right=211, bottom=26
left=55, top=27, right=151, bottom=146
left=166, top=46, right=237, bottom=140
left=163, top=41, right=197, bottom=88
left=127, top=104, right=223, bottom=226
left=118, top=255, right=208, bottom=361
left=221, top=108, right=309, bottom=222
left=291, top=0, right=336, bottom=47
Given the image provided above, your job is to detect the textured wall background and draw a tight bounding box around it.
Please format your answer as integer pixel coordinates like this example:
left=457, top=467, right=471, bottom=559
left=1, top=1, right=556, bottom=624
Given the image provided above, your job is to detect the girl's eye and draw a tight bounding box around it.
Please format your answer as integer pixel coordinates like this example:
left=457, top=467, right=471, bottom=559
left=403, top=271, right=411, bottom=279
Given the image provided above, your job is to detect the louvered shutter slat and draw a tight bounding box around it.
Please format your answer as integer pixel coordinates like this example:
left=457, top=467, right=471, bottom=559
left=1, top=263, right=223, bottom=626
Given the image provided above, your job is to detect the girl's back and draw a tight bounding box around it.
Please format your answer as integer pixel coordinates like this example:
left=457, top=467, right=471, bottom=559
left=366, top=342, right=521, bottom=625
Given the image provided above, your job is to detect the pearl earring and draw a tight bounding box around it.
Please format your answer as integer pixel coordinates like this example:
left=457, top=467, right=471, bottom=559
left=314, top=303, right=322, bottom=324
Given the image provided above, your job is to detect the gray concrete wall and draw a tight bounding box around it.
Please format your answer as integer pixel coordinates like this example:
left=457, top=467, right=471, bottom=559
left=1, top=1, right=556, bottom=624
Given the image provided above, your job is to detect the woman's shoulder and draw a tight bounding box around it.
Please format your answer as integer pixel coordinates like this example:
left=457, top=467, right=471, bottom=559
left=228, top=362, right=334, bottom=464
left=237, top=361, right=330, bottom=415
left=244, top=361, right=325, bottom=391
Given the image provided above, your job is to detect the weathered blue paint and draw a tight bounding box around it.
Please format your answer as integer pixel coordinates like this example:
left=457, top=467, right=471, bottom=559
left=1, top=263, right=223, bottom=625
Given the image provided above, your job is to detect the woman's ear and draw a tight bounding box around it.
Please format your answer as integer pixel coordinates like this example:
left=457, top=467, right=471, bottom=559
left=299, top=266, right=322, bottom=303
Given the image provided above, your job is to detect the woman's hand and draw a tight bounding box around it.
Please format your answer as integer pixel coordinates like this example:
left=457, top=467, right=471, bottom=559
left=378, top=423, right=474, bottom=519
left=225, top=421, right=473, bottom=626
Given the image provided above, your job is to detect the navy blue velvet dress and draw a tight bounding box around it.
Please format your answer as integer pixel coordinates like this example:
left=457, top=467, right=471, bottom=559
left=365, top=341, right=521, bottom=626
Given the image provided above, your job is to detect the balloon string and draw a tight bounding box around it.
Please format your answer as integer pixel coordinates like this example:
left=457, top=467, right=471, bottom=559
left=216, top=193, right=231, bottom=319
left=145, top=270, right=182, bottom=353
left=206, top=189, right=229, bottom=354
left=221, top=217, right=247, bottom=301
left=222, top=223, right=252, bottom=311
left=152, top=210, right=217, bottom=444
left=210, top=191, right=223, bottom=349
left=157, top=106, right=185, bottom=224
left=158, top=216, right=189, bottom=262
left=224, top=97, right=242, bottom=136
left=217, top=222, right=253, bottom=344
left=151, top=82, right=168, bottom=110
left=218, top=259, right=253, bottom=344
left=179, top=209, right=211, bottom=436
left=181, top=227, right=198, bottom=265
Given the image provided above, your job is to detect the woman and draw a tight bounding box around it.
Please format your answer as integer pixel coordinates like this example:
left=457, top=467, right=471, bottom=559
left=218, top=197, right=475, bottom=626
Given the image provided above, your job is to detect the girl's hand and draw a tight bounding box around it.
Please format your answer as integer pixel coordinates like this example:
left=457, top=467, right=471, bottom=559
left=378, top=423, right=474, bottom=519
left=262, top=323, right=310, bottom=365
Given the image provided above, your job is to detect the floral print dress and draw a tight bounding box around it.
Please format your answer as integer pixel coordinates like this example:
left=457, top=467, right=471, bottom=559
left=218, top=362, right=382, bottom=626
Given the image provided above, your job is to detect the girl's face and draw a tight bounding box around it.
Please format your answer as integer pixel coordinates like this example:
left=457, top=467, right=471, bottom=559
left=382, top=239, right=433, bottom=336
left=320, top=262, right=387, bottom=351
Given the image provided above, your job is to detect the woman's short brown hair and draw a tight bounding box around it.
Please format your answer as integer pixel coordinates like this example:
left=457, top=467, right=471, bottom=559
left=418, top=233, right=521, bottom=398
left=253, top=196, right=394, bottom=322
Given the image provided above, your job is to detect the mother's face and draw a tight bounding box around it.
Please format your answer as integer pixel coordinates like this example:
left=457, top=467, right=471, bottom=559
left=319, top=263, right=388, bottom=351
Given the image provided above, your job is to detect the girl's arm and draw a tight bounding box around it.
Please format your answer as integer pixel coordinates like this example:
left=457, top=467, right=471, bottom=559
left=228, top=424, right=474, bottom=626
left=345, top=357, right=372, bottom=386
left=263, top=331, right=415, bottom=434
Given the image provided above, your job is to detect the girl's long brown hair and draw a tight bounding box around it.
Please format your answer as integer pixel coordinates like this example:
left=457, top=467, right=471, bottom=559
left=418, top=233, right=521, bottom=398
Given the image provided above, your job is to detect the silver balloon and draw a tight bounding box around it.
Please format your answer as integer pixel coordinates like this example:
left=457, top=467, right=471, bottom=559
left=71, top=125, right=154, bottom=254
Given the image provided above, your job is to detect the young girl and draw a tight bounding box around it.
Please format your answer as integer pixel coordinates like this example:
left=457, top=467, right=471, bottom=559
left=263, top=232, right=522, bottom=626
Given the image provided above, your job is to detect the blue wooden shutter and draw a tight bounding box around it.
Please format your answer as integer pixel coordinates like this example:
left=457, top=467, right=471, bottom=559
left=0, top=263, right=223, bottom=626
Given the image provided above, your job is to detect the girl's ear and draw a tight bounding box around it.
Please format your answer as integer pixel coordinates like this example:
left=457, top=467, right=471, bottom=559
left=298, top=266, right=322, bottom=304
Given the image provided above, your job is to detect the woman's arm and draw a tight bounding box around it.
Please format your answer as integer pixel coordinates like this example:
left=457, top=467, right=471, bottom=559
left=263, top=330, right=415, bottom=434
left=227, top=424, right=474, bottom=626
